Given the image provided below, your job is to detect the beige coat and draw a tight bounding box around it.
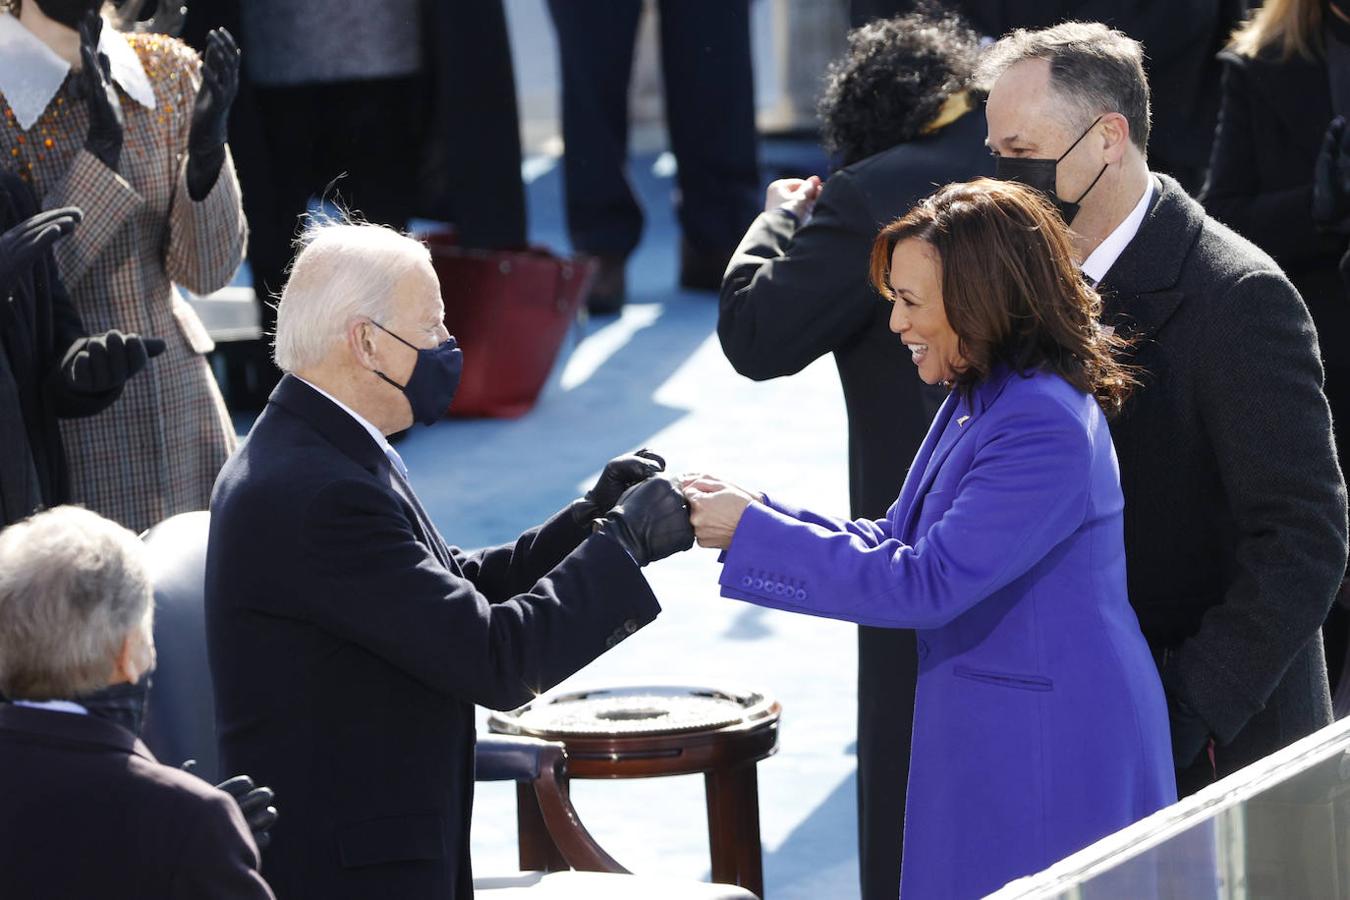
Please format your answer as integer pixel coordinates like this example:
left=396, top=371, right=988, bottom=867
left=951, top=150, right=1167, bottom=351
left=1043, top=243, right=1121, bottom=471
left=1, top=31, right=246, bottom=533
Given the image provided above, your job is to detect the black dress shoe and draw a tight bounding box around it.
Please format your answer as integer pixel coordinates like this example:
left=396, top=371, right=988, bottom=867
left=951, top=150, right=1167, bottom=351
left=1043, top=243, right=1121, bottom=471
left=587, top=254, right=627, bottom=315
left=679, top=239, right=734, bottom=293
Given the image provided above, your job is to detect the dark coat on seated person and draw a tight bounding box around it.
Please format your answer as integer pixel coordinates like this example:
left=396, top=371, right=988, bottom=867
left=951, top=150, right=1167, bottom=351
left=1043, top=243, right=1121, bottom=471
left=205, top=376, right=661, bottom=900
left=0, top=704, right=273, bottom=899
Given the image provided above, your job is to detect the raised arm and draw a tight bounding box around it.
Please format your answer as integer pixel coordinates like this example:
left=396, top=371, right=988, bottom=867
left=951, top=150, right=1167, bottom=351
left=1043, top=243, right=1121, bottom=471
left=718, top=170, right=884, bottom=380
left=299, top=477, right=660, bottom=712
left=717, top=402, right=1091, bottom=630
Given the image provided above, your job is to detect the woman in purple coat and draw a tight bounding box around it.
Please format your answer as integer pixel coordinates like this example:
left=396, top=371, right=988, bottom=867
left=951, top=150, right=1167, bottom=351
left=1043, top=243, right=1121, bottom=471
left=685, top=179, right=1176, bottom=899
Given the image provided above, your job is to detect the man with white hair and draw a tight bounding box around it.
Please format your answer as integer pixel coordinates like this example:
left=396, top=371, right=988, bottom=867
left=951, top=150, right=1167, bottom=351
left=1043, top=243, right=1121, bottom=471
left=205, top=219, right=694, bottom=899
left=0, top=505, right=275, bottom=900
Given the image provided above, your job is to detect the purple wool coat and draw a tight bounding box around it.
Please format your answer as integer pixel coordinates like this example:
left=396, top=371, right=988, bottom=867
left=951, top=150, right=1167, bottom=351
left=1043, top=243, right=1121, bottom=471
left=720, top=366, right=1176, bottom=898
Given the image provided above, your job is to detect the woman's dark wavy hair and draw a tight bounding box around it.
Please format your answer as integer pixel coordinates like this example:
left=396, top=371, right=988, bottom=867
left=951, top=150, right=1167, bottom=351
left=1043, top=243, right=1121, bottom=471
left=818, top=5, right=982, bottom=167
left=869, top=179, right=1137, bottom=416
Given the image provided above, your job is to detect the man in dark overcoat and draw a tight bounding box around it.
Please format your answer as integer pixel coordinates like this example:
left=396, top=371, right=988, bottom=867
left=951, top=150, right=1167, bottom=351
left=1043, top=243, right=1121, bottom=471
left=983, top=23, right=1348, bottom=797
left=206, top=219, right=694, bottom=899
left=717, top=12, right=991, bottom=899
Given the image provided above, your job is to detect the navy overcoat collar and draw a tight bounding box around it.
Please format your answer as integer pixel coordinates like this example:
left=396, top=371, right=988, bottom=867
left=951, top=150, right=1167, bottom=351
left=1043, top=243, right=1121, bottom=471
left=265, top=375, right=390, bottom=478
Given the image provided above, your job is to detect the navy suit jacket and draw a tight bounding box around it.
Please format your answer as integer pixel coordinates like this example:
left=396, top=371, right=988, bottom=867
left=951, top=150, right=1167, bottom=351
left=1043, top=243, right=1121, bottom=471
left=205, top=376, right=660, bottom=899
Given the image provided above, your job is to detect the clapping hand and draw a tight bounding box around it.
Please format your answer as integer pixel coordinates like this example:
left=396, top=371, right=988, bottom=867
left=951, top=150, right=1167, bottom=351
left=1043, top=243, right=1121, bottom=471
left=1312, top=116, right=1350, bottom=234
left=77, top=12, right=124, bottom=172
left=764, top=176, right=823, bottom=222
left=61, top=329, right=166, bottom=395
left=217, top=774, right=279, bottom=850
left=570, top=448, right=667, bottom=525
left=186, top=28, right=240, bottom=200
left=0, top=207, right=81, bottom=299
left=682, top=474, right=764, bottom=550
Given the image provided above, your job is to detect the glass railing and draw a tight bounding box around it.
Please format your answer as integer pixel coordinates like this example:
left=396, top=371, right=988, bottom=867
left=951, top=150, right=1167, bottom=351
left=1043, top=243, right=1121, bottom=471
left=987, top=715, right=1350, bottom=899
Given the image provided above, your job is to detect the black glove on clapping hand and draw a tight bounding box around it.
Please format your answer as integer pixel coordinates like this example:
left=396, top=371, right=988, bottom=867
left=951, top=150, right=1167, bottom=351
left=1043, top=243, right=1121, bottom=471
left=594, top=474, right=695, bottom=566
left=78, top=13, right=124, bottom=172
left=60, top=329, right=166, bottom=395
left=570, top=448, right=666, bottom=526
left=217, top=774, right=279, bottom=850
left=1312, top=116, right=1350, bottom=234
left=186, top=28, right=240, bottom=201
left=0, top=207, right=81, bottom=298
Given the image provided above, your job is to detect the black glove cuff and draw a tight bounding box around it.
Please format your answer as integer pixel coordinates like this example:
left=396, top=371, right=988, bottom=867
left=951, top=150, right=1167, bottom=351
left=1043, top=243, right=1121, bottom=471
left=85, top=137, right=121, bottom=173
left=186, top=145, right=226, bottom=202
left=569, top=498, right=601, bottom=527
left=594, top=516, right=645, bottom=567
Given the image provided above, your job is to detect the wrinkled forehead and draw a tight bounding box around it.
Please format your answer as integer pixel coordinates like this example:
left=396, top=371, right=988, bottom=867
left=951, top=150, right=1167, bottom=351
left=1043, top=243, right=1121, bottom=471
left=984, top=58, right=1077, bottom=153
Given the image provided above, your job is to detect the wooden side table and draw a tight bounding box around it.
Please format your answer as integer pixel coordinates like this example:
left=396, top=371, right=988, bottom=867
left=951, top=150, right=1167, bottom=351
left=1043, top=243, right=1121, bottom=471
left=487, top=685, right=781, bottom=899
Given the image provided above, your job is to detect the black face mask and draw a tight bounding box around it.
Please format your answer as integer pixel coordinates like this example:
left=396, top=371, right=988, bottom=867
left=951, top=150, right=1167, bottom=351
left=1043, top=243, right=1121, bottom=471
left=369, top=320, right=464, bottom=426
left=79, top=675, right=153, bottom=737
left=32, top=0, right=104, bottom=29
left=994, top=115, right=1108, bottom=226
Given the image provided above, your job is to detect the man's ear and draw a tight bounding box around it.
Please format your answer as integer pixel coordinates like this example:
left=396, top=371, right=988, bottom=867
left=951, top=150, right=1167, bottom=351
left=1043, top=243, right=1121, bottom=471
left=112, top=632, right=139, bottom=684
left=347, top=318, right=378, bottom=368
left=1101, top=112, right=1132, bottom=164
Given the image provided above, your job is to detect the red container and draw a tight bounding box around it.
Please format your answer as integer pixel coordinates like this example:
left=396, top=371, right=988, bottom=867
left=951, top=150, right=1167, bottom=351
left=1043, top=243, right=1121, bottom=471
left=422, top=230, right=596, bottom=418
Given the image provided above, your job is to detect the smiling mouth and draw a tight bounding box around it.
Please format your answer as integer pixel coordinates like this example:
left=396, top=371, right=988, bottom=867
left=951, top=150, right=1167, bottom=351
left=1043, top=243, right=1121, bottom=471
left=905, top=343, right=929, bottom=363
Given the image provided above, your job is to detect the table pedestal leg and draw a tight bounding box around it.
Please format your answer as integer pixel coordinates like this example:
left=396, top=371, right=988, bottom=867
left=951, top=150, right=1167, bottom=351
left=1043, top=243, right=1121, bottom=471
left=705, top=763, right=765, bottom=898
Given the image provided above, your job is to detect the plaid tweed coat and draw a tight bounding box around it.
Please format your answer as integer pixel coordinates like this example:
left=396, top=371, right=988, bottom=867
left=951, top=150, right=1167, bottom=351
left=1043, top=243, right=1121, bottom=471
left=1, top=31, right=246, bottom=533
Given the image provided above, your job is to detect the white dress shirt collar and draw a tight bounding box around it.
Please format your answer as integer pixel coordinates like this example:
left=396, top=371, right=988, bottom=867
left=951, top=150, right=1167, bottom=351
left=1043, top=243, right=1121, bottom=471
left=1080, top=177, right=1155, bottom=286
left=0, top=12, right=156, bottom=132
left=295, top=375, right=399, bottom=458
left=12, top=698, right=88, bottom=715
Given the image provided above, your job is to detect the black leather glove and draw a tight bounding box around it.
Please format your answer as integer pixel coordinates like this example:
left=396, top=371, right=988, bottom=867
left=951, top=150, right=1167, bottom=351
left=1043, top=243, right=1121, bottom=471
left=594, top=475, right=695, bottom=566
left=1167, top=691, right=1212, bottom=769
left=60, top=329, right=166, bottom=395
left=78, top=13, right=124, bottom=172
left=0, top=207, right=81, bottom=298
left=570, top=448, right=666, bottom=526
left=217, top=774, right=279, bottom=850
left=1313, top=116, right=1350, bottom=234
left=186, top=27, right=240, bottom=201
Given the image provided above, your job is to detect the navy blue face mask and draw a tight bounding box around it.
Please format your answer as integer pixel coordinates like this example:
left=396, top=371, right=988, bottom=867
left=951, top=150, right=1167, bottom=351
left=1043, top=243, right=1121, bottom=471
left=79, top=675, right=153, bottom=737
left=369, top=320, right=464, bottom=426
left=994, top=114, right=1107, bottom=226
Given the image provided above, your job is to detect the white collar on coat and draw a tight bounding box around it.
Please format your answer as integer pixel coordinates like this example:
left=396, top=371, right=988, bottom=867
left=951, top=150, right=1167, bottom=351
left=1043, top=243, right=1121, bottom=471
left=0, top=12, right=156, bottom=132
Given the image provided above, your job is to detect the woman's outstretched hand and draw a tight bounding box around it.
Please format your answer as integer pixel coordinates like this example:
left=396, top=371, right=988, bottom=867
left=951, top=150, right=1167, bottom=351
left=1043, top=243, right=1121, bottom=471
left=681, top=474, right=763, bottom=550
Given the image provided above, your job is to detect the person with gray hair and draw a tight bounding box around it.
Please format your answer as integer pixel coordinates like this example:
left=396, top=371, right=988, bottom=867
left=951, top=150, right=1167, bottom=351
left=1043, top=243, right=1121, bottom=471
left=983, top=21, right=1348, bottom=801
left=205, top=218, right=695, bottom=899
left=0, top=505, right=276, bottom=900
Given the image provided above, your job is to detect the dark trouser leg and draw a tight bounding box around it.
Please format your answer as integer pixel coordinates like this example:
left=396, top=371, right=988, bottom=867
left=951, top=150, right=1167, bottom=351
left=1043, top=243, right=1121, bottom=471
left=545, top=0, right=645, bottom=259
left=656, top=0, right=760, bottom=265
left=856, top=625, right=915, bottom=900
left=311, top=77, right=425, bottom=233
left=228, top=83, right=321, bottom=408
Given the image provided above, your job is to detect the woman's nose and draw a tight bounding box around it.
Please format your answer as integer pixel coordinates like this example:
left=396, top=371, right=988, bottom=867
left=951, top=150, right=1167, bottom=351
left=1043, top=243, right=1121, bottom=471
left=889, top=303, right=908, bottom=335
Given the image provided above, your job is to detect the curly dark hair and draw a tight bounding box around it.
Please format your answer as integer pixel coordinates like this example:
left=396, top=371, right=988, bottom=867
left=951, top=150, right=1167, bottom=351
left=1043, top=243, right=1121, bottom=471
left=869, top=178, right=1137, bottom=416
left=818, top=5, right=982, bottom=168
